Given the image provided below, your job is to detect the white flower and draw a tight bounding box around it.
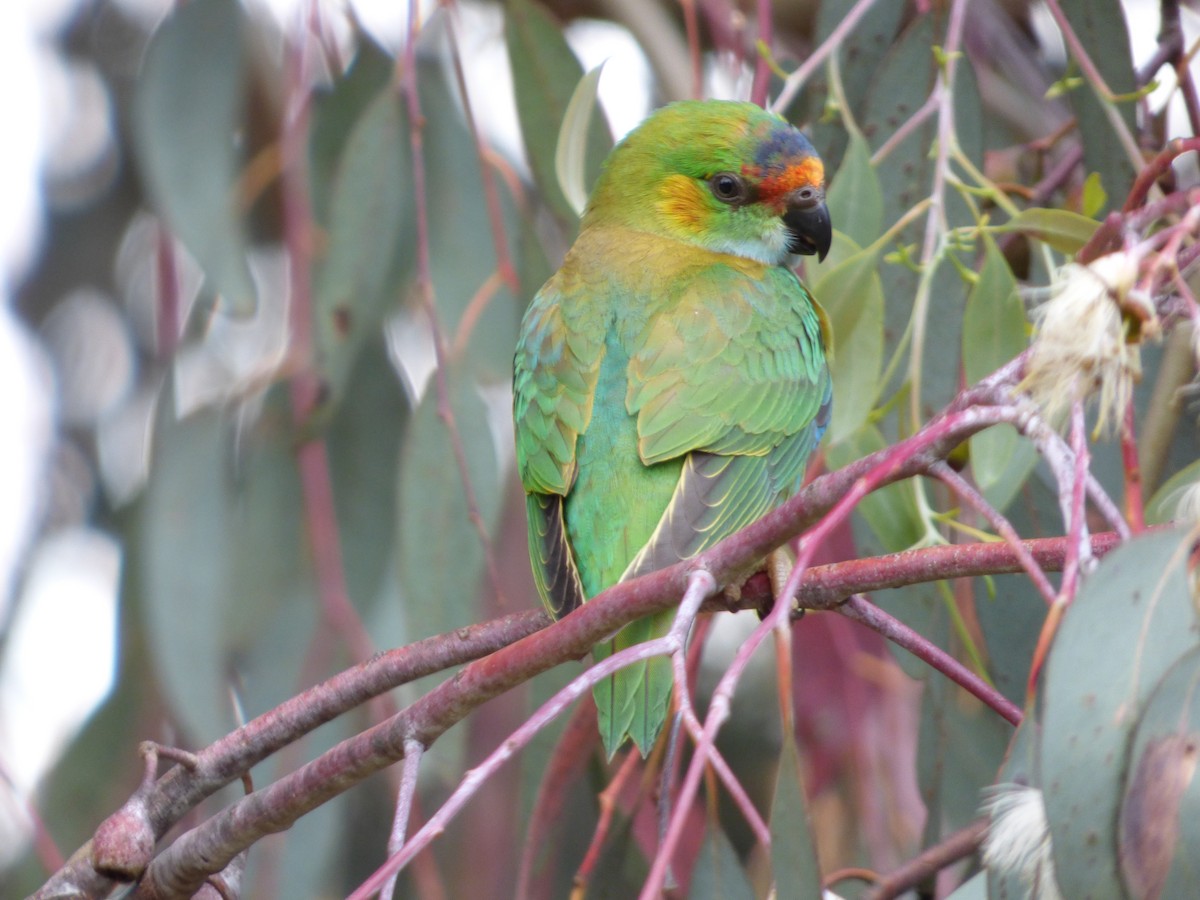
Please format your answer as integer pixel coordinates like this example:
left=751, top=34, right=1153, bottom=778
left=1022, top=252, right=1158, bottom=435
left=982, top=784, right=1063, bottom=900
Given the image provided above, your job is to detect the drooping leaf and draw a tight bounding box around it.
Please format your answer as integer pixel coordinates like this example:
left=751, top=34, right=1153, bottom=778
left=963, top=235, right=1036, bottom=510
left=688, top=821, right=756, bottom=900
left=556, top=64, right=607, bottom=219
left=308, top=37, right=394, bottom=224
left=131, top=0, right=255, bottom=315
left=1006, top=207, right=1101, bottom=255
left=312, top=88, right=412, bottom=409
left=136, top=390, right=313, bottom=742
left=862, top=14, right=984, bottom=414
left=395, top=368, right=502, bottom=640
left=825, top=132, right=883, bottom=249
left=1041, top=527, right=1199, bottom=899
left=326, top=339, right=408, bottom=612
left=769, top=733, right=823, bottom=899
left=803, top=0, right=906, bottom=164
left=1145, top=458, right=1200, bottom=525
left=825, top=425, right=925, bottom=555
left=1118, top=646, right=1200, bottom=898
left=811, top=241, right=885, bottom=444
left=505, top=0, right=612, bottom=228
left=917, top=660, right=1011, bottom=840
left=420, top=65, right=523, bottom=380
left=1059, top=0, right=1139, bottom=212
left=944, top=871, right=988, bottom=899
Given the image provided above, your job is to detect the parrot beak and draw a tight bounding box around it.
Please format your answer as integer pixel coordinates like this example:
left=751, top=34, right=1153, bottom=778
left=782, top=198, right=832, bottom=262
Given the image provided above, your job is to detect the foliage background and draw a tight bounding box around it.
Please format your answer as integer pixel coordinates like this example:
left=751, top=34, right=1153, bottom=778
left=3, top=0, right=1200, bottom=897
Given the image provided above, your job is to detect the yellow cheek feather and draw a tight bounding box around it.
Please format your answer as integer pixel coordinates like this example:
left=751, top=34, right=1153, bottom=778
left=656, top=174, right=713, bottom=234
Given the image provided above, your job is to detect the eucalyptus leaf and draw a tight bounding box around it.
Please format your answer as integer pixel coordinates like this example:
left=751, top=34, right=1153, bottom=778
left=137, top=392, right=313, bottom=743
left=825, top=425, right=925, bottom=554
left=811, top=242, right=885, bottom=445
left=395, top=369, right=501, bottom=640
left=1041, top=527, right=1200, bottom=899
left=131, top=0, right=255, bottom=315
left=556, top=64, right=607, bottom=219
left=825, top=132, right=883, bottom=249
left=1059, top=0, right=1139, bottom=212
left=769, top=733, right=823, bottom=900
left=1145, top=458, right=1200, bottom=525
left=1006, top=207, right=1100, bottom=255
left=312, top=89, right=412, bottom=410
left=688, top=822, right=756, bottom=900
left=963, top=236, right=1035, bottom=510
left=1117, top=646, right=1200, bottom=898
left=506, top=0, right=611, bottom=228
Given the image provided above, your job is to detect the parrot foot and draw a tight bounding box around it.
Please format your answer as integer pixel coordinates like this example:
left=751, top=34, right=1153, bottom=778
left=765, top=546, right=803, bottom=620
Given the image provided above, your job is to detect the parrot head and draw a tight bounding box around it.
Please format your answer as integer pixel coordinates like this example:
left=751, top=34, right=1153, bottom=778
left=582, top=100, right=831, bottom=266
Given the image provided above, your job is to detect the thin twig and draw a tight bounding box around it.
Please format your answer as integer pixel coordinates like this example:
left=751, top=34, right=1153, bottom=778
left=864, top=818, right=989, bottom=900
left=771, top=0, right=880, bottom=113
left=838, top=595, right=1022, bottom=726
left=350, top=571, right=719, bottom=899
left=928, top=461, right=1058, bottom=606
left=381, top=739, right=425, bottom=900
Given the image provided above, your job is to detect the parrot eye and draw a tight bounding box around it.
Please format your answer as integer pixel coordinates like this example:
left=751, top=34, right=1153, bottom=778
left=709, top=172, right=746, bottom=204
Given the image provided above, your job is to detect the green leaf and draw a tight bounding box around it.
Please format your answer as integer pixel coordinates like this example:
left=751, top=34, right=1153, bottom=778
left=688, top=821, right=756, bottom=900
left=556, top=64, right=607, bottom=219
left=506, top=0, right=612, bottom=228
left=811, top=241, right=885, bottom=444
left=136, top=391, right=314, bottom=742
left=963, top=236, right=1035, bottom=510
left=1146, top=458, right=1200, bottom=525
left=326, top=339, right=408, bottom=611
left=1059, top=0, right=1138, bottom=212
left=985, top=706, right=1044, bottom=897
left=1041, top=527, right=1199, bottom=899
left=420, top=65, right=523, bottom=380
left=312, top=88, right=412, bottom=409
left=862, top=14, right=983, bottom=413
left=769, top=733, right=823, bottom=899
left=944, top=871, right=988, bottom=899
left=825, top=132, right=883, bottom=249
left=395, top=369, right=502, bottom=640
left=1118, top=646, right=1200, bottom=898
left=131, top=0, right=255, bottom=315
left=804, top=0, right=905, bottom=163
left=308, top=37, right=394, bottom=224
left=918, top=667, right=1010, bottom=839
left=1006, top=207, right=1100, bottom=255
left=1082, top=171, right=1108, bottom=219
left=826, top=425, right=925, bottom=554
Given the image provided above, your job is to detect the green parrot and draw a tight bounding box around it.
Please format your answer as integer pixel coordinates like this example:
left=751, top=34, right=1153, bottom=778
left=513, top=100, right=833, bottom=757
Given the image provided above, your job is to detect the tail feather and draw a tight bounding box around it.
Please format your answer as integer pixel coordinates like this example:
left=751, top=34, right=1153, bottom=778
left=594, top=608, right=675, bottom=757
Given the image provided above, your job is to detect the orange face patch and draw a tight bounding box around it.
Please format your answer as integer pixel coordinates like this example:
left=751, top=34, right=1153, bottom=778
left=757, top=157, right=825, bottom=204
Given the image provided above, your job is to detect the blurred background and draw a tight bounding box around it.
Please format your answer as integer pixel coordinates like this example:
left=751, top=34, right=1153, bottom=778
left=3, top=0, right=1199, bottom=896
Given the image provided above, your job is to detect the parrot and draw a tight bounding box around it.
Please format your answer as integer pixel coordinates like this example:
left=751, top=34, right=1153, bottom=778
left=513, top=99, right=833, bottom=757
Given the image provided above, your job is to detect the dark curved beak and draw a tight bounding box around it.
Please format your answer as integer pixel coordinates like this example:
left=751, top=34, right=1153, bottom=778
left=783, top=200, right=832, bottom=262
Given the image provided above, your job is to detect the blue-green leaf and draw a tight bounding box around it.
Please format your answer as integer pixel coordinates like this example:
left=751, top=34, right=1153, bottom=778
left=963, top=236, right=1035, bottom=510
left=811, top=240, right=885, bottom=444
left=131, top=0, right=255, bottom=315
left=826, top=132, right=883, bottom=249
left=1041, top=527, right=1200, bottom=899
left=769, top=733, right=823, bottom=899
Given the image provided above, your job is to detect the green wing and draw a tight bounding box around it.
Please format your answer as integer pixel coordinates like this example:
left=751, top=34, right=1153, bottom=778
left=514, top=278, right=603, bottom=617
left=515, top=257, right=829, bottom=757
left=623, top=264, right=830, bottom=580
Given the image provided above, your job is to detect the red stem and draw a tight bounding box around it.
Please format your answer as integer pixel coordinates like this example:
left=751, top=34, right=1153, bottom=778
left=750, top=0, right=773, bottom=107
